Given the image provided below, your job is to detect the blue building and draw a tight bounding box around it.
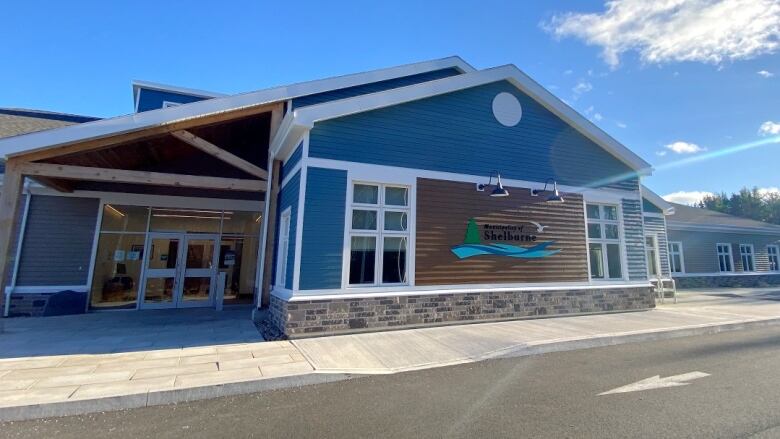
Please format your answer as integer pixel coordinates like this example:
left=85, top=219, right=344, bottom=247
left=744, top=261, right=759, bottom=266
left=0, top=57, right=676, bottom=336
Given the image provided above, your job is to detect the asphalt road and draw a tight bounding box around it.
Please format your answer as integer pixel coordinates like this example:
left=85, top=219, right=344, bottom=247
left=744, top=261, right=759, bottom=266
left=4, top=326, right=780, bottom=439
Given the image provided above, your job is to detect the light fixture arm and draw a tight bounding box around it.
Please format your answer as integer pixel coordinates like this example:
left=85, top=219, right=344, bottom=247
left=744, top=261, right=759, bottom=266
left=531, top=178, right=557, bottom=196
left=476, top=170, right=502, bottom=191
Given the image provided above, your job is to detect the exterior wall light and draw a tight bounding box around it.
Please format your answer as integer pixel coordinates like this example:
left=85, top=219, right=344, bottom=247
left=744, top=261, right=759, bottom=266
left=476, top=171, right=509, bottom=197
left=530, top=178, right=565, bottom=203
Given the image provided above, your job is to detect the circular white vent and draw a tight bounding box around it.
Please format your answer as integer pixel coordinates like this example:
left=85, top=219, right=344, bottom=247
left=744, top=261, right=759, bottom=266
left=492, top=92, right=522, bottom=127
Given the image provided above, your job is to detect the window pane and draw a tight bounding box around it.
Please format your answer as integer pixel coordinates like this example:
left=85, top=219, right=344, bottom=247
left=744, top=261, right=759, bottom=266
left=587, top=223, right=601, bottom=239
left=586, top=205, right=600, bottom=219
left=349, top=236, right=376, bottom=284
left=647, top=249, right=658, bottom=276
left=382, top=237, right=407, bottom=284
left=351, top=210, right=377, bottom=230
left=100, top=205, right=149, bottom=233
left=219, top=237, right=259, bottom=305
left=605, top=224, right=619, bottom=240
left=589, top=243, right=604, bottom=279
left=149, top=208, right=221, bottom=233
left=603, top=206, right=618, bottom=221
left=672, top=254, right=682, bottom=273
left=606, top=243, right=622, bottom=279
left=89, top=233, right=145, bottom=309
left=385, top=187, right=408, bottom=206
left=384, top=211, right=408, bottom=231
left=221, top=211, right=261, bottom=236
left=353, top=184, right=379, bottom=204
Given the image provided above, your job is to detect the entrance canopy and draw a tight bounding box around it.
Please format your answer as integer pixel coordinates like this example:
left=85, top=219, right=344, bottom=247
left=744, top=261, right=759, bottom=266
left=0, top=100, right=285, bottom=307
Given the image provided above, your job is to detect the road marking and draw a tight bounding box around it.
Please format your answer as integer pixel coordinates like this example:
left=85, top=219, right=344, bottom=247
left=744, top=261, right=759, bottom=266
left=599, top=371, right=710, bottom=395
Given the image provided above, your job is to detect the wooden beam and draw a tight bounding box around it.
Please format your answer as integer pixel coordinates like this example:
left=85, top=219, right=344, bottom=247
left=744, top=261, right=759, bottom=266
left=17, top=162, right=267, bottom=192
left=268, top=105, right=284, bottom=143
left=170, top=130, right=268, bottom=180
left=261, top=159, right=282, bottom=307
left=14, top=102, right=285, bottom=163
left=0, top=160, right=25, bottom=321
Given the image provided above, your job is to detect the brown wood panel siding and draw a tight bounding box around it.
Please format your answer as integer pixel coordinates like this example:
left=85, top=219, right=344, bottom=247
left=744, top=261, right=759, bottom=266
left=415, top=178, right=588, bottom=285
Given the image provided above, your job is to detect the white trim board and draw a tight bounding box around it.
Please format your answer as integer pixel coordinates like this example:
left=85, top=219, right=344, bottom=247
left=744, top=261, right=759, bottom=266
left=1, top=56, right=474, bottom=158
left=273, top=281, right=653, bottom=302
left=291, top=64, right=652, bottom=174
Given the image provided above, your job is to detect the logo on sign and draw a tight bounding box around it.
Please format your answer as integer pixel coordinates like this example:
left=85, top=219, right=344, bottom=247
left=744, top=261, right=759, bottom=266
left=450, top=218, right=561, bottom=260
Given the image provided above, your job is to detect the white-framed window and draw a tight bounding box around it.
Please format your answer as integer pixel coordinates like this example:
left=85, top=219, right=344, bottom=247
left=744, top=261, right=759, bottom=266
left=586, top=203, right=624, bottom=280
left=716, top=243, right=734, bottom=272
left=768, top=245, right=780, bottom=272
left=276, top=208, right=292, bottom=287
left=645, top=235, right=660, bottom=278
left=739, top=244, right=755, bottom=272
left=161, top=101, right=181, bottom=108
left=668, top=241, right=685, bottom=273
left=348, top=182, right=410, bottom=286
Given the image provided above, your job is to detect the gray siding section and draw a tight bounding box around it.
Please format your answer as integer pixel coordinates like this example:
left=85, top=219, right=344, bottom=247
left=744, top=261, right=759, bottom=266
left=309, top=80, right=638, bottom=190
left=299, top=167, right=347, bottom=290
left=16, top=195, right=99, bottom=286
left=643, top=215, right=670, bottom=277
left=622, top=198, right=647, bottom=281
left=667, top=229, right=780, bottom=274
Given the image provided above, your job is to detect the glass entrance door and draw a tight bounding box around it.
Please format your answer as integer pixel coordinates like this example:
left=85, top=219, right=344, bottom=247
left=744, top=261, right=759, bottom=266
left=141, top=233, right=218, bottom=309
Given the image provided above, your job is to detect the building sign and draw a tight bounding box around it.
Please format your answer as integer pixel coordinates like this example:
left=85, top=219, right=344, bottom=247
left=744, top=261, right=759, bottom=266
left=451, top=218, right=561, bottom=259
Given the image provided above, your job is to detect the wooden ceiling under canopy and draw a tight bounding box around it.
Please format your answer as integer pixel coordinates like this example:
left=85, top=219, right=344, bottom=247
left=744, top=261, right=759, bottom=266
left=15, top=105, right=281, bottom=199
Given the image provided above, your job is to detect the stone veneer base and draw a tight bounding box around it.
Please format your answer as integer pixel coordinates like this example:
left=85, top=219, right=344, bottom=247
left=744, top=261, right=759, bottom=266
left=675, top=274, right=780, bottom=289
left=270, top=286, right=656, bottom=338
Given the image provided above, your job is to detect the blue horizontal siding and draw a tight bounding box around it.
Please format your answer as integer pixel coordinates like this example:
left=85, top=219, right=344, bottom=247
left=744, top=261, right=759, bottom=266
left=272, top=171, right=300, bottom=290
left=292, top=68, right=461, bottom=109
left=299, top=167, right=348, bottom=290
left=309, top=80, right=638, bottom=190
left=279, top=142, right=303, bottom=183
left=622, top=198, right=647, bottom=281
left=136, top=89, right=209, bottom=112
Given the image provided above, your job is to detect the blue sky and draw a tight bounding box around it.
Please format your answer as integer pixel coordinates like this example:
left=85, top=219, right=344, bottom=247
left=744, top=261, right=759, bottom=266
left=2, top=0, right=779, bottom=202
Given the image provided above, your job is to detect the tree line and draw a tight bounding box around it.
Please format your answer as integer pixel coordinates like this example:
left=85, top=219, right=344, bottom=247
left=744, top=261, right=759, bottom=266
left=698, top=187, right=780, bottom=225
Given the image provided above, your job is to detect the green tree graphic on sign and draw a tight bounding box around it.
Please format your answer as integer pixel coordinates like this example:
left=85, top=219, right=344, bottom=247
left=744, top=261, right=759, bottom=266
left=463, top=218, right=481, bottom=244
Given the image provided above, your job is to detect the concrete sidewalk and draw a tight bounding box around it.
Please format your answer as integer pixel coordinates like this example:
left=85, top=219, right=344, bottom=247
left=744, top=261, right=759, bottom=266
left=2, top=287, right=779, bottom=421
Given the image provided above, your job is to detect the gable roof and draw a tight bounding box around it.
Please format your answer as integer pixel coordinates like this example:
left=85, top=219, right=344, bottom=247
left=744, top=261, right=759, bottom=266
left=279, top=64, right=652, bottom=174
left=667, top=202, right=780, bottom=235
left=0, top=56, right=474, bottom=159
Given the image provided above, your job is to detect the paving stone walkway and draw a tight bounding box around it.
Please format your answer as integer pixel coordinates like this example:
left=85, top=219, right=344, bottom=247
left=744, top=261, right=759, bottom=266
left=1, top=288, right=779, bottom=417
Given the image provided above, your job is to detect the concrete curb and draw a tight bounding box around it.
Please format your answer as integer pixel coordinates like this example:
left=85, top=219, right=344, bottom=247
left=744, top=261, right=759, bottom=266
left=2, top=316, right=779, bottom=422
left=0, top=372, right=357, bottom=423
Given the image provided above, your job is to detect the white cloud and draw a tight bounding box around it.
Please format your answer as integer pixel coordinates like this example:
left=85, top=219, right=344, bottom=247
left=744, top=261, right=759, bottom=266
left=759, top=121, right=780, bottom=136
left=656, top=150, right=668, bottom=157
left=572, top=80, right=593, bottom=95
left=564, top=69, right=573, bottom=75
left=665, top=141, right=706, bottom=154
left=757, top=70, right=775, bottom=78
left=663, top=190, right=715, bottom=205
left=593, top=112, right=603, bottom=121
left=759, top=187, right=780, bottom=196
left=543, top=0, right=780, bottom=68
left=616, top=121, right=627, bottom=128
